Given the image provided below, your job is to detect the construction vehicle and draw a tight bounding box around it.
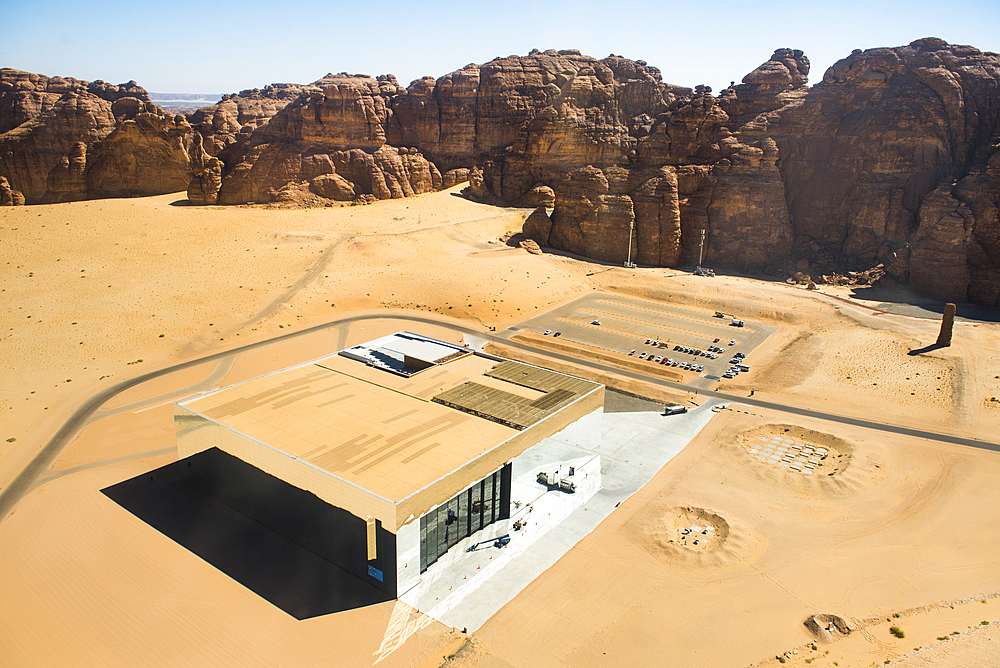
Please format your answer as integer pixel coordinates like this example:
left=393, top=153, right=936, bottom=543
left=466, top=534, right=511, bottom=552
left=731, top=319, right=745, bottom=327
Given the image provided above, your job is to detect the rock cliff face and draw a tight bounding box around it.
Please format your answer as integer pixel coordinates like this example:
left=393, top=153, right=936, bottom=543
left=207, top=73, right=442, bottom=205
left=757, top=38, right=1000, bottom=305
left=204, top=51, right=684, bottom=207
left=0, top=68, right=201, bottom=203
left=3, top=39, right=999, bottom=305
left=471, top=41, right=1000, bottom=306
left=186, top=83, right=305, bottom=156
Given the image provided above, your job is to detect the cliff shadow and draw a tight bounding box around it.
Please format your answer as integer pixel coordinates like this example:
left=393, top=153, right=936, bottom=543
left=849, top=286, right=1000, bottom=323
left=102, top=447, right=395, bottom=620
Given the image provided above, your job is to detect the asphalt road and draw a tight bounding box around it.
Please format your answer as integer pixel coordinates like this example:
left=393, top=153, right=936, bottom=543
left=2, top=312, right=997, bottom=526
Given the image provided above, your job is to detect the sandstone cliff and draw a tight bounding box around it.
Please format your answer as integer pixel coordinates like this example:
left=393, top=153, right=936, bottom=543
left=4, top=40, right=999, bottom=305
left=474, top=41, right=999, bottom=306
left=0, top=68, right=202, bottom=203
left=206, top=73, right=442, bottom=205
left=186, top=83, right=305, bottom=156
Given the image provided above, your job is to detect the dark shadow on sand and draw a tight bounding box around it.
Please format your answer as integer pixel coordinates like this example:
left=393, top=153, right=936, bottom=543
left=908, top=343, right=949, bottom=356
left=102, top=447, right=395, bottom=619
left=850, top=286, right=1000, bottom=322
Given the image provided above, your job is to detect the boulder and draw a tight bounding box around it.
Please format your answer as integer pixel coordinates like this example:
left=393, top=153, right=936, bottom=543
left=519, top=238, right=543, bottom=254
left=514, top=184, right=555, bottom=208
left=0, top=176, right=25, bottom=205
left=442, top=167, right=470, bottom=188
left=522, top=206, right=553, bottom=243
left=187, top=156, right=224, bottom=204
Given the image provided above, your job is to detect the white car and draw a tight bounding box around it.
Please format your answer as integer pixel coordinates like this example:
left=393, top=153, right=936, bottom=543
left=629, top=349, right=636, bottom=356
left=646, top=339, right=652, bottom=345
left=592, top=320, right=602, bottom=325
left=544, top=329, right=552, bottom=335
left=639, top=352, right=647, bottom=359
left=729, top=339, right=736, bottom=345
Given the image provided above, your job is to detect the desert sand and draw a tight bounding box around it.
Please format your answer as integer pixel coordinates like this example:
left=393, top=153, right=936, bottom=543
left=1, top=186, right=999, bottom=667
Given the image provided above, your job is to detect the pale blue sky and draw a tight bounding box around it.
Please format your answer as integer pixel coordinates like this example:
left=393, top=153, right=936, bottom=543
left=1, top=0, right=997, bottom=95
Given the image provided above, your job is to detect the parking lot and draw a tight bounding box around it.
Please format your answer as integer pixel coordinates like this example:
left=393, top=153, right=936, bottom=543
left=504, top=293, right=775, bottom=389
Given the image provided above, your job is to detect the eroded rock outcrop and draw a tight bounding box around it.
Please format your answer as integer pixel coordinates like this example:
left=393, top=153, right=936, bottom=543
left=211, top=73, right=442, bottom=205
left=1, top=68, right=201, bottom=203
left=0, top=176, right=24, bottom=205
left=187, top=83, right=305, bottom=156
left=4, top=39, right=999, bottom=305
left=482, top=40, right=999, bottom=305
left=763, top=38, right=1000, bottom=304
left=85, top=105, right=195, bottom=198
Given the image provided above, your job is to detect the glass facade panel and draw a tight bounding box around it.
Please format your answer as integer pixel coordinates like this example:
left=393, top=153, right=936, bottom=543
left=470, top=482, right=483, bottom=534
left=419, top=463, right=510, bottom=573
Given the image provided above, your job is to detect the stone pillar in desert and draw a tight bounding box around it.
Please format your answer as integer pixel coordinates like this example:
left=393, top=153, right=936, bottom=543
left=936, top=302, right=956, bottom=346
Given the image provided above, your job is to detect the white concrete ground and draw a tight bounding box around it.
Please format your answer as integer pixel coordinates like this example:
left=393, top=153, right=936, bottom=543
left=400, top=398, right=726, bottom=632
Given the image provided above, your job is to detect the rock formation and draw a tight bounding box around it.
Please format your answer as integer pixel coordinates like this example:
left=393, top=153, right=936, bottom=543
left=4, top=38, right=1000, bottom=305
left=206, top=73, right=444, bottom=205
left=936, top=302, right=956, bottom=346
left=186, top=83, right=305, bottom=156
left=0, top=68, right=201, bottom=203
left=0, top=176, right=24, bottom=205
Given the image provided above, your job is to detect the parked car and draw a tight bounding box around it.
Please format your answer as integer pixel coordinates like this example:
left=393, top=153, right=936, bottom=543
left=639, top=352, right=647, bottom=359
left=629, top=349, right=636, bottom=356
left=591, top=320, right=602, bottom=325
left=544, top=329, right=552, bottom=335
left=553, top=332, right=561, bottom=337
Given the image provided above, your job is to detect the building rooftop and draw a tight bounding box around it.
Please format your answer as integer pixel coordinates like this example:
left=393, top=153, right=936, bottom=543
left=178, top=335, right=601, bottom=505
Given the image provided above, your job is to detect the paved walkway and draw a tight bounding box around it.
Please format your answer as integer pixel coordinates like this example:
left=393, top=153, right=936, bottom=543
left=403, top=399, right=724, bottom=632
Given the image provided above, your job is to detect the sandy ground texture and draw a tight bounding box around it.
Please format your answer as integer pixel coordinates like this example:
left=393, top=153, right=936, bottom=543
left=1, top=186, right=999, bottom=667
left=464, top=409, right=1000, bottom=668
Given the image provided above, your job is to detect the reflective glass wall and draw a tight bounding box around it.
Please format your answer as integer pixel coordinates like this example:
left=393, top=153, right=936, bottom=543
left=419, top=463, right=511, bottom=573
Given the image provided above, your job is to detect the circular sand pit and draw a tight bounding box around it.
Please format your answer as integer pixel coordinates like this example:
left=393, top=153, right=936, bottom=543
left=731, top=423, right=875, bottom=497
left=740, top=424, right=853, bottom=477
left=630, top=505, right=763, bottom=570
left=664, top=506, right=729, bottom=552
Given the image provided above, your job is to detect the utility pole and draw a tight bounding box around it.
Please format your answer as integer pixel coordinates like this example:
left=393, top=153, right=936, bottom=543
left=697, top=229, right=705, bottom=270
left=625, top=220, right=636, bottom=268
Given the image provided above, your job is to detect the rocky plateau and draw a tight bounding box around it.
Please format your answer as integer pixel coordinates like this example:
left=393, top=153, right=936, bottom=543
left=2, top=39, right=998, bottom=306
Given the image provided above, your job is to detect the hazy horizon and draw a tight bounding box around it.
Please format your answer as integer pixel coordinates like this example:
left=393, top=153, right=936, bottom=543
left=2, top=0, right=999, bottom=96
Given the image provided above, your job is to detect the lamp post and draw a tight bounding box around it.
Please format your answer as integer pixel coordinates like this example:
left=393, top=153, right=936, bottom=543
left=697, top=229, right=705, bottom=271
left=625, top=220, right=636, bottom=268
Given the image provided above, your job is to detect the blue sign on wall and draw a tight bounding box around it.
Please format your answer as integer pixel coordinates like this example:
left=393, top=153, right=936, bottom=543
left=368, top=565, right=384, bottom=582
